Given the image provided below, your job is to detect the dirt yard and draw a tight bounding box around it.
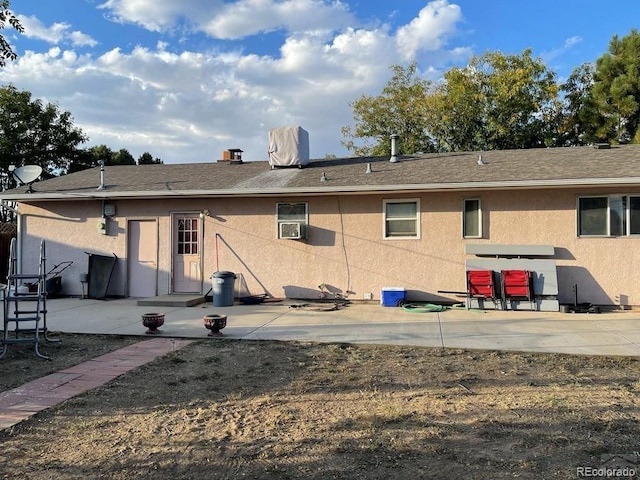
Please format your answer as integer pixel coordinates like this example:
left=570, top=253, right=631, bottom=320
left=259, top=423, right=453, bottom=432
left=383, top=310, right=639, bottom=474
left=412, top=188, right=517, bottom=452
left=1, top=334, right=639, bottom=479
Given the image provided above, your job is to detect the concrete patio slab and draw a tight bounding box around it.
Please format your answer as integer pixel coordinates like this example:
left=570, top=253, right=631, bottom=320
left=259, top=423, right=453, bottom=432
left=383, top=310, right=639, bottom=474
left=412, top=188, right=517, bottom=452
left=37, top=297, right=640, bottom=356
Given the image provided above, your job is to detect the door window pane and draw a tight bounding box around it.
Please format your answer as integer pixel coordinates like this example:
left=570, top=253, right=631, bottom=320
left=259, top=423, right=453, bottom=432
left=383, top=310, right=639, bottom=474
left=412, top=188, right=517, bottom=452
left=177, top=216, right=198, bottom=255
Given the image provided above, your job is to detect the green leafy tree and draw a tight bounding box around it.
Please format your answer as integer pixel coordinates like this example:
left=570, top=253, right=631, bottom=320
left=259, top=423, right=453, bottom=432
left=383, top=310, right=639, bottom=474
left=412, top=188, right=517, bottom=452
left=0, top=85, right=88, bottom=179
left=344, top=52, right=562, bottom=155
left=426, top=66, right=486, bottom=152
left=66, top=144, right=112, bottom=174
left=559, top=63, right=597, bottom=145
left=0, top=0, right=22, bottom=67
left=137, top=151, right=163, bottom=164
left=341, top=63, right=435, bottom=156
left=87, top=144, right=113, bottom=165
left=66, top=148, right=95, bottom=174
left=111, top=148, right=135, bottom=165
left=429, top=49, right=561, bottom=151
left=589, top=29, right=640, bottom=143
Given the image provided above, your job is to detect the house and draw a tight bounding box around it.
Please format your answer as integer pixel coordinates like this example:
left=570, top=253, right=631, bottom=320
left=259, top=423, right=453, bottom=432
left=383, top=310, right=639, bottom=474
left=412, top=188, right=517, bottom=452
left=2, top=141, right=640, bottom=310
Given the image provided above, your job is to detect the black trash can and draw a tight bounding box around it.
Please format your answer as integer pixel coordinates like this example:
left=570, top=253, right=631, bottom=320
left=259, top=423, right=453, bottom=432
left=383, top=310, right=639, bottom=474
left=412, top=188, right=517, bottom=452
left=211, top=271, right=236, bottom=307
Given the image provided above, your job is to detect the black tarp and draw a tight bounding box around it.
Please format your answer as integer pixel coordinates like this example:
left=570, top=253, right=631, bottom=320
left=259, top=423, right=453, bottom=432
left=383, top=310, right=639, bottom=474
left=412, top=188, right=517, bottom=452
left=86, top=253, right=117, bottom=300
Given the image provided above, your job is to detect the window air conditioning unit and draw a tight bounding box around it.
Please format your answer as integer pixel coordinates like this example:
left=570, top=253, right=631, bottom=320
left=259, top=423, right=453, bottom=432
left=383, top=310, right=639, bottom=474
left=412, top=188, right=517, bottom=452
left=279, top=222, right=305, bottom=239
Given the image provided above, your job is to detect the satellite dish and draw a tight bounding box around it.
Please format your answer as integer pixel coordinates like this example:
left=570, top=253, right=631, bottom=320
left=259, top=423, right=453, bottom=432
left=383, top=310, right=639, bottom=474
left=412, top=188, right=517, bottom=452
left=13, top=165, right=43, bottom=193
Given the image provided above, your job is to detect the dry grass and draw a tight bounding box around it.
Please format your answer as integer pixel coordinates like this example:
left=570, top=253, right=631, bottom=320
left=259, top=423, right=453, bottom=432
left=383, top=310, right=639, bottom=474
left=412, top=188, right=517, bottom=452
left=1, top=337, right=639, bottom=479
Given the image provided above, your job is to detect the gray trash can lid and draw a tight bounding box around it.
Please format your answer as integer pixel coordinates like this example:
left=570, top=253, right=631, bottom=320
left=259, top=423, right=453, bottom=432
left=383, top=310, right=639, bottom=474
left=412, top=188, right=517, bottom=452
left=212, top=271, right=236, bottom=278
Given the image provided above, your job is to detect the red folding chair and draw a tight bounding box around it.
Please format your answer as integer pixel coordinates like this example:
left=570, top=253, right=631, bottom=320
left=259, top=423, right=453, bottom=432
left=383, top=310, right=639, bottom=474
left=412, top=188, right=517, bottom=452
left=466, top=270, right=500, bottom=310
left=501, top=270, right=535, bottom=311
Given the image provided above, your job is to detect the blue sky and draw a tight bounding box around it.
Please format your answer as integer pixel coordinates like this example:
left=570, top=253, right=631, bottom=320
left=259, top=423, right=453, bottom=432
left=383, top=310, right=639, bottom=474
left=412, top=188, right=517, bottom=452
left=2, top=0, right=638, bottom=163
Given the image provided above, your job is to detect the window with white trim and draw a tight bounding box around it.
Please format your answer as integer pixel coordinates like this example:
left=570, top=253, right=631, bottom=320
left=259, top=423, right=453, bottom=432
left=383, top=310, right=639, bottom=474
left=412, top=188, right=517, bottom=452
left=463, top=198, right=482, bottom=238
left=177, top=217, right=199, bottom=254
left=276, top=202, right=308, bottom=238
left=578, top=195, right=640, bottom=236
left=383, top=199, right=420, bottom=239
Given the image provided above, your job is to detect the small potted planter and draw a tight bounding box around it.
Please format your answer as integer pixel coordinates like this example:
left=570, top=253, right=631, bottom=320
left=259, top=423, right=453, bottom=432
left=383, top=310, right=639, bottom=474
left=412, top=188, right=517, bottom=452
left=142, top=312, right=165, bottom=334
left=203, top=314, right=227, bottom=336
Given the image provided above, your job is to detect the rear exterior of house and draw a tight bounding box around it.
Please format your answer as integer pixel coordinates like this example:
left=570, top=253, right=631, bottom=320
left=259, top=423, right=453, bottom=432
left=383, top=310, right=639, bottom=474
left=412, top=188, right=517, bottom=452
left=5, top=144, right=640, bottom=309
left=10, top=187, right=640, bottom=308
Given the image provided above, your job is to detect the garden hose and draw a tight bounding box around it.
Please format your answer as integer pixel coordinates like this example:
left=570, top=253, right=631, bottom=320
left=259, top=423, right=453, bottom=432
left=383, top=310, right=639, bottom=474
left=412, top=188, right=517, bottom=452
left=401, top=302, right=449, bottom=313
left=400, top=302, right=484, bottom=313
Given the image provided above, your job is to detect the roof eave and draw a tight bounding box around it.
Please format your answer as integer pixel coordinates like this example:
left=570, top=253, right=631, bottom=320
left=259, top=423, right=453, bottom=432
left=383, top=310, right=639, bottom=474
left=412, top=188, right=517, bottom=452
left=4, top=177, right=640, bottom=201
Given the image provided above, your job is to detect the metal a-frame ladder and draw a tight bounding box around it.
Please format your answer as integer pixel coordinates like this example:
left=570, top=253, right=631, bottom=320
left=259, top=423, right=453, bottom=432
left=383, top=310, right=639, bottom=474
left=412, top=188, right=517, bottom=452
left=0, top=238, right=59, bottom=360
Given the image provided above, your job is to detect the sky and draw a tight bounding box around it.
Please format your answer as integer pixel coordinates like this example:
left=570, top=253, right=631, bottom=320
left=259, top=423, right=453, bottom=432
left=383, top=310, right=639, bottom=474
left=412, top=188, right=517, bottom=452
left=1, top=0, right=639, bottom=164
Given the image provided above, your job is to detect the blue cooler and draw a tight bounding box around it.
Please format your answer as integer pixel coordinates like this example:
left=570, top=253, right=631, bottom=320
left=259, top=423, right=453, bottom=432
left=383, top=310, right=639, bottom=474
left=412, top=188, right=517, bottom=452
left=381, top=287, right=406, bottom=307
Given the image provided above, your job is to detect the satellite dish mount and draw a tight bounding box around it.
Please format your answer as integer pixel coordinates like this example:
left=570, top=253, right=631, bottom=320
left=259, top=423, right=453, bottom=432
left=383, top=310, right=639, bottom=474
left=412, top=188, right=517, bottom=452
left=12, top=165, right=43, bottom=193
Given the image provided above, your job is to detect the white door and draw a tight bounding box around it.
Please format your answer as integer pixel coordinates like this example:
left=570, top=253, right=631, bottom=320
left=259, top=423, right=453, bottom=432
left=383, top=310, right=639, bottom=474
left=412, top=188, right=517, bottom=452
left=173, top=213, right=202, bottom=293
left=128, top=219, right=158, bottom=297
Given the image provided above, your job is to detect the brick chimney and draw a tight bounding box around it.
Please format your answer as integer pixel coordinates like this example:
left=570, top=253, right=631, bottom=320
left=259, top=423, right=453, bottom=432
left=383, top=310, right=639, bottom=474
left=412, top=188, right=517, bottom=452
left=219, top=148, right=243, bottom=163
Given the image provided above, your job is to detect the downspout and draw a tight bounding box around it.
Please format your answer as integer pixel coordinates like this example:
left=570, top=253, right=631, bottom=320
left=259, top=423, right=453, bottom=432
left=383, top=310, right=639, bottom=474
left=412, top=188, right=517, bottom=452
left=97, top=162, right=107, bottom=235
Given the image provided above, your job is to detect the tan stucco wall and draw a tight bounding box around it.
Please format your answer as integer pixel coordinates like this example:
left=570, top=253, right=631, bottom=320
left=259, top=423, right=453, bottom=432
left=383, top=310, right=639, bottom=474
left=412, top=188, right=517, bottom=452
left=17, top=186, right=640, bottom=306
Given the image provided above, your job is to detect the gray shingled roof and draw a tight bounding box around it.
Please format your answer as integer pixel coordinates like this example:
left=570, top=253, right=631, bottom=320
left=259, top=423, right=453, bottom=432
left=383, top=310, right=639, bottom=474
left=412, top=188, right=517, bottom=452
left=3, top=144, right=640, bottom=201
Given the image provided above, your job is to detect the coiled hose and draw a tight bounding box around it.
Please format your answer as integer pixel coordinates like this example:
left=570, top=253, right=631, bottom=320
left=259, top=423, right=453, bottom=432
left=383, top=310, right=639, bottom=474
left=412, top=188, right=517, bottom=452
left=400, top=302, right=476, bottom=313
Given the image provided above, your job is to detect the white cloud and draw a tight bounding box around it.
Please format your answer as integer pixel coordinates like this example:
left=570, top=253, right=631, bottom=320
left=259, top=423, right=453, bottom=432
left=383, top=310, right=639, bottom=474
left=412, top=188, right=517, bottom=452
left=564, top=35, right=582, bottom=49
left=69, top=31, right=99, bottom=48
left=99, top=0, right=355, bottom=38
left=18, top=14, right=98, bottom=47
left=201, top=0, right=355, bottom=39
left=97, top=0, right=206, bottom=32
left=396, top=0, right=462, bottom=61
left=4, top=2, right=467, bottom=163
left=541, top=35, right=583, bottom=65
left=18, top=15, right=69, bottom=43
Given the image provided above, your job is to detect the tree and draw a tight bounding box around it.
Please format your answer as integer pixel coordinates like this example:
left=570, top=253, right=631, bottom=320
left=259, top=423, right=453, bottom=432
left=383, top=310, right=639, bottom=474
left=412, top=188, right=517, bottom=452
left=66, top=148, right=95, bottom=174
left=0, top=85, right=88, bottom=180
left=0, top=0, right=22, bottom=67
left=588, top=29, right=640, bottom=144
left=341, top=63, right=435, bottom=156
left=425, top=66, right=487, bottom=152
left=137, top=151, right=163, bottom=164
left=559, top=63, right=597, bottom=145
left=427, top=50, right=562, bottom=151
left=343, top=52, right=562, bottom=155
left=68, top=147, right=164, bottom=172
left=111, top=148, right=135, bottom=165
left=66, top=145, right=112, bottom=174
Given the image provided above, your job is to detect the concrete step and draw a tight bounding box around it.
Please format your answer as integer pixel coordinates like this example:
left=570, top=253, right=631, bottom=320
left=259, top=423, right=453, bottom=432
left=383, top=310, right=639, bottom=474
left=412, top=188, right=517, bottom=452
left=136, top=294, right=206, bottom=307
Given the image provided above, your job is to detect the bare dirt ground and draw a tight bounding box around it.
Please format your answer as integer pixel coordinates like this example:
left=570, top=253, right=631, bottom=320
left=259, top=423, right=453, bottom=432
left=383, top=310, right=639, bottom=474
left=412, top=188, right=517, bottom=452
left=1, top=334, right=639, bottom=479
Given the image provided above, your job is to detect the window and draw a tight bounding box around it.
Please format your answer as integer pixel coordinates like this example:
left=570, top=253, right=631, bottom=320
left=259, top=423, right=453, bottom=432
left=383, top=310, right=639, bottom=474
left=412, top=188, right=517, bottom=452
left=383, top=199, right=420, bottom=239
left=578, top=195, right=640, bottom=236
left=177, top=217, right=198, bottom=254
left=463, top=199, right=482, bottom=238
left=276, top=202, right=308, bottom=238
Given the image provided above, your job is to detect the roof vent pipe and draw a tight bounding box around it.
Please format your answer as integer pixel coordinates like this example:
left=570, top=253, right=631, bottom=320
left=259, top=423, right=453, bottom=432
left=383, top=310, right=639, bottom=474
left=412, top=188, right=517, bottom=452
left=390, top=134, right=399, bottom=163
left=97, top=160, right=105, bottom=190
